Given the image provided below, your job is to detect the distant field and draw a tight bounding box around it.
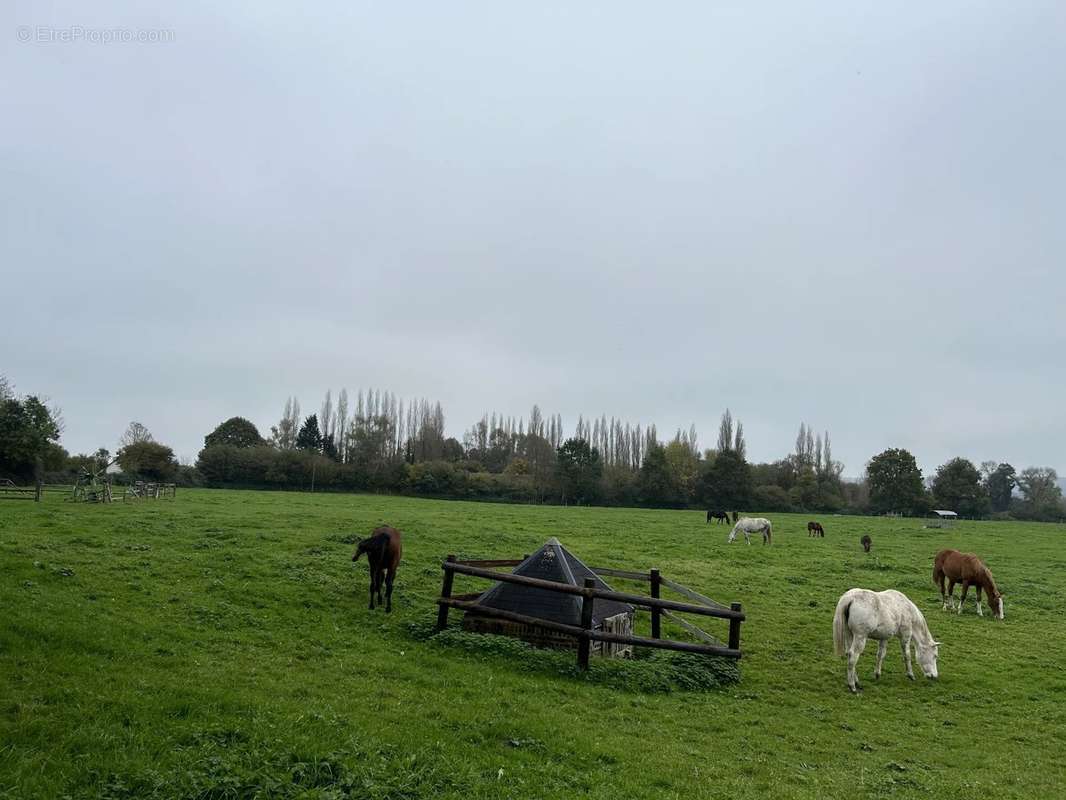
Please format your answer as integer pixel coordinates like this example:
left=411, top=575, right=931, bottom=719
left=2, top=490, right=1065, bottom=799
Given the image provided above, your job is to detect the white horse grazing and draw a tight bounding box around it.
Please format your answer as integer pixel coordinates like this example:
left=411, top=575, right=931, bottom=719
left=727, top=517, right=772, bottom=545
left=832, top=588, right=940, bottom=693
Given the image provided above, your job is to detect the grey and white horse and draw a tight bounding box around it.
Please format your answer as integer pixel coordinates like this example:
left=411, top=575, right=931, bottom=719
left=832, top=588, right=940, bottom=693
left=727, top=517, right=772, bottom=545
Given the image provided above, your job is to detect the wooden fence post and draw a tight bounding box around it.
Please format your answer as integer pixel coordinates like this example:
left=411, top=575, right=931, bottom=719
left=577, top=577, right=596, bottom=670
left=650, top=568, right=661, bottom=639
left=728, top=602, right=742, bottom=651
left=437, top=555, right=457, bottom=630
left=35, top=481, right=42, bottom=502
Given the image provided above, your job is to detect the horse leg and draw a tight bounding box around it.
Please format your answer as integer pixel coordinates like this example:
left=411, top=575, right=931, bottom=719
left=974, top=584, right=983, bottom=617
left=368, top=574, right=376, bottom=610
left=874, top=639, right=888, bottom=679
left=847, top=633, right=867, bottom=693
left=957, top=581, right=970, bottom=615
left=745, top=532, right=751, bottom=545
left=945, top=579, right=957, bottom=611
left=900, top=636, right=915, bottom=680
left=384, top=566, right=395, bottom=613
left=938, top=574, right=949, bottom=610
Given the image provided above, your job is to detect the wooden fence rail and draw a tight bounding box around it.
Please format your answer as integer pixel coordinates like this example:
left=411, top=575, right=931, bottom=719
left=0, top=481, right=42, bottom=502
left=444, top=561, right=744, bottom=621
left=437, top=555, right=745, bottom=669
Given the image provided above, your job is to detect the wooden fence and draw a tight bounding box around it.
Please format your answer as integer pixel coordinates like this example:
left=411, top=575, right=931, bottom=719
left=0, top=480, right=42, bottom=502
left=122, top=482, right=177, bottom=501
left=435, top=555, right=744, bottom=669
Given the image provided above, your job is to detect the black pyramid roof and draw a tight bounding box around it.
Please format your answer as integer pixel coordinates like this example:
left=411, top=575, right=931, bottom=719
left=473, top=538, right=633, bottom=627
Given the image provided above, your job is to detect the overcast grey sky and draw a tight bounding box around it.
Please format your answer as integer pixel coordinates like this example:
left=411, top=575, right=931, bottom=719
left=3, top=1, right=1064, bottom=476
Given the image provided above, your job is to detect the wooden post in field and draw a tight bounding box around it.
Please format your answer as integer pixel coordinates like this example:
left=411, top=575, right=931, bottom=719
left=650, top=568, right=662, bottom=639
left=437, top=555, right=457, bottom=630
left=34, top=481, right=42, bottom=502
left=728, top=602, right=743, bottom=651
left=577, top=577, right=596, bottom=670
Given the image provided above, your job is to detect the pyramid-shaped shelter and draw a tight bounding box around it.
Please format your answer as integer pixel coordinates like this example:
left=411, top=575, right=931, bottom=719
left=472, top=538, right=633, bottom=627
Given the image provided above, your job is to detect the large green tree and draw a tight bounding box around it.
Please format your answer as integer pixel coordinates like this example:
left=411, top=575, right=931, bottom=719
left=866, top=448, right=926, bottom=515
left=696, top=449, right=753, bottom=511
left=637, top=443, right=674, bottom=506
left=295, top=414, right=323, bottom=452
left=982, top=462, right=1016, bottom=513
left=556, top=437, right=602, bottom=505
left=204, top=417, right=264, bottom=449
left=1013, top=467, right=1064, bottom=521
left=0, top=391, right=63, bottom=482
left=931, top=457, right=990, bottom=518
left=663, top=440, right=699, bottom=503
left=118, top=440, right=178, bottom=481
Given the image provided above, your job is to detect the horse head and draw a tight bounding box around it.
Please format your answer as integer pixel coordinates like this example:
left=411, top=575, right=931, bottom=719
left=915, top=640, right=940, bottom=679
left=353, top=535, right=380, bottom=562
left=990, top=591, right=1005, bottom=620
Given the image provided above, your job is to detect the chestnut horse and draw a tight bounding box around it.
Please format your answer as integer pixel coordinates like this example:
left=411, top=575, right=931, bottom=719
left=933, top=549, right=1003, bottom=619
left=353, top=525, right=403, bottom=612
left=807, top=521, right=824, bottom=537
left=707, top=510, right=730, bottom=524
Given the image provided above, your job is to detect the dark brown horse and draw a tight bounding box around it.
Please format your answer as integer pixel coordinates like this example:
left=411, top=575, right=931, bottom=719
left=933, top=549, right=1003, bottom=619
left=707, top=510, right=730, bottom=524
left=353, top=525, right=403, bottom=613
left=807, top=521, right=825, bottom=537
left=861, top=534, right=872, bottom=553
left=731, top=511, right=739, bottom=524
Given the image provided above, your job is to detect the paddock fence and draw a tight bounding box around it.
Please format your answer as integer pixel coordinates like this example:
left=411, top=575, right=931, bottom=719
left=435, top=555, right=745, bottom=669
left=0, top=480, right=42, bottom=502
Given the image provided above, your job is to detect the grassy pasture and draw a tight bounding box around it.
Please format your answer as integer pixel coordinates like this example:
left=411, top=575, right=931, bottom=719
left=2, top=490, right=1065, bottom=799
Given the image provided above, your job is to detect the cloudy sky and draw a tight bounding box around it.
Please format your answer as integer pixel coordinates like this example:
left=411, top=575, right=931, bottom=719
left=3, top=1, right=1064, bottom=475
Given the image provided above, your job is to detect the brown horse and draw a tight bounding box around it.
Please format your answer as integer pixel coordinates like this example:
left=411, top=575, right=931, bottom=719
left=707, top=510, right=730, bottom=524
left=807, top=521, right=825, bottom=537
left=861, top=534, right=872, bottom=553
left=731, top=511, right=739, bottom=523
left=353, top=525, right=403, bottom=613
left=933, top=549, right=1003, bottom=619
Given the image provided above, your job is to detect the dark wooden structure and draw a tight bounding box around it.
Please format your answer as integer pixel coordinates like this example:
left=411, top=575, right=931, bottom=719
left=0, top=479, right=42, bottom=502
left=436, top=544, right=745, bottom=670
left=459, top=540, right=635, bottom=657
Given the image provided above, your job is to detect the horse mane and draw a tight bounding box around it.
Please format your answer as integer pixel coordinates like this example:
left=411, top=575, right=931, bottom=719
left=980, top=563, right=1000, bottom=595
left=909, top=605, right=937, bottom=647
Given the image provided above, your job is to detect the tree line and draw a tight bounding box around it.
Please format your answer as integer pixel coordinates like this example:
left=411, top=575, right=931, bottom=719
left=1, top=375, right=1063, bottom=521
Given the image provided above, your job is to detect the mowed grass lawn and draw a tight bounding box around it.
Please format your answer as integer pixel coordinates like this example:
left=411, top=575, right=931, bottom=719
left=2, top=490, right=1065, bottom=799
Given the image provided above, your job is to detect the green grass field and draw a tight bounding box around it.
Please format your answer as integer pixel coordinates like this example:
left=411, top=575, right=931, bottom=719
left=2, top=490, right=1065, bottom=799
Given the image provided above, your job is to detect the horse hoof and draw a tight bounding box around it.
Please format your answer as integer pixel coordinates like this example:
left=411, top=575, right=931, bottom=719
left=907, top=674, right=915, bottom=681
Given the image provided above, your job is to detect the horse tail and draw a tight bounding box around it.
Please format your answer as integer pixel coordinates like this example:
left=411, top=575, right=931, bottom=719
left=766, top=521, right=772, bottom=545
left=833, top=594, right=852, bottom=657
left=932, top=550, right=946, bottom=588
